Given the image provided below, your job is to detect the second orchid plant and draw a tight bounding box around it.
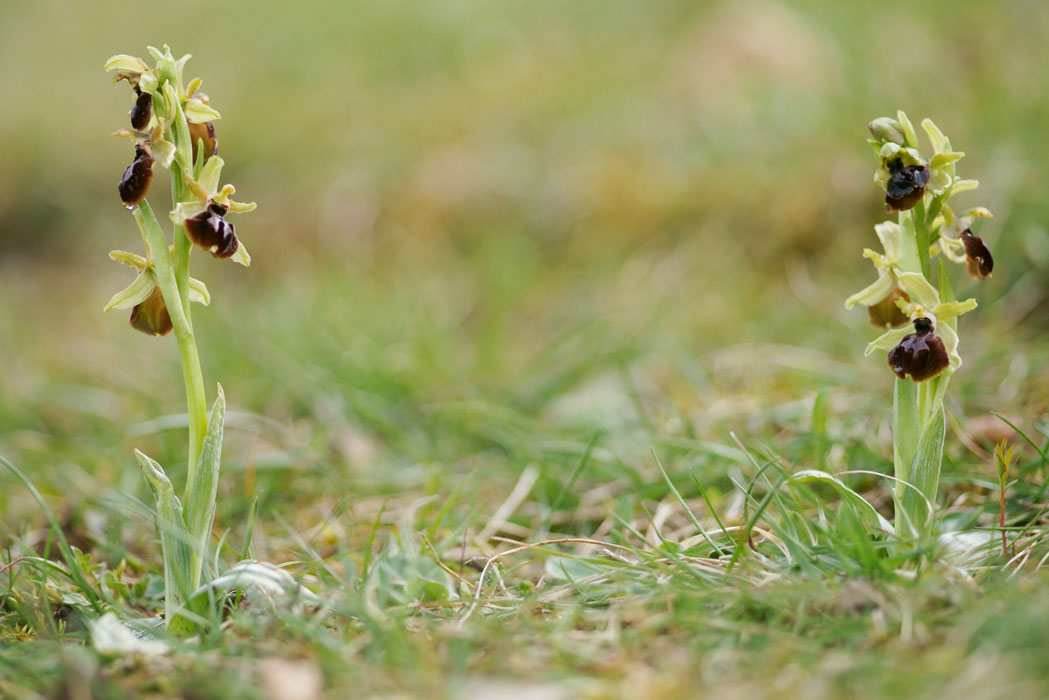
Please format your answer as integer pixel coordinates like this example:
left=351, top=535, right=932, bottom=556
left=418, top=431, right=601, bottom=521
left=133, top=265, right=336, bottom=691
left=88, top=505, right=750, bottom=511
left=846, top=111, right=995, bottom=537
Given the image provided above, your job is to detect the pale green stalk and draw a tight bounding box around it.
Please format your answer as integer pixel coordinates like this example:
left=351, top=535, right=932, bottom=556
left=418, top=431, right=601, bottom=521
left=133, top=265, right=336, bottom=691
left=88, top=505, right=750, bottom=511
left=132, top=202, right=209, bottom=497
left=892, top=202, right=948, bottom=535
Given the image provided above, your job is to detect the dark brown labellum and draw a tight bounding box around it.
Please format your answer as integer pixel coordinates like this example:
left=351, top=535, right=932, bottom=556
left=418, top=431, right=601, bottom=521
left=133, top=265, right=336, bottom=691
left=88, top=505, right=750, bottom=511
left=184, top=202, right=238, bottom=259
left=129, top=287, right=173, bottom=336
left=130, top=88, right=152, bottom=131
left=887, top=317, right=949, bottom=382
left=960, top=229, right=993, bottom=280
left=885, top=159, right=930, bottom=212
left=867, top=286, right=911, bottom=329
left=118, top=145, right=154, bottom=209
left=188, top=121, right=218, bottom=161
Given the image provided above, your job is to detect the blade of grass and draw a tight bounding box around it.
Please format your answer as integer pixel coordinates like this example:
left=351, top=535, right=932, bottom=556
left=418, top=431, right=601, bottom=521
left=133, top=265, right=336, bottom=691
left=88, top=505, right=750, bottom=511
left=0, top=454, right=103, bottom=613
left=651, top=449, right=724, bottom=556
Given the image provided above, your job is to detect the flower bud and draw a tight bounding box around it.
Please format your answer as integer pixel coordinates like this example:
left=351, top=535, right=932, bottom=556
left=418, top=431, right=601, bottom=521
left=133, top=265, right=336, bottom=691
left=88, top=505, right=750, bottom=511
left=129, top=287, right=173, bottom=336
left=867, top=287, right=910, bottom=329
left=188, top=121, right=218, bottom=161
left=885, top=159, right=930, bottom=212
left=960, top=229, right=993, bottom=280
left=887, top=317, right=949, bottom=382
left=130, top=87, right=152, bottom=131
left=184, top=202, right=239, bottom=259
left=118, top=145, right=154, bottom=209
left=868, top=117, right=906, bottom=146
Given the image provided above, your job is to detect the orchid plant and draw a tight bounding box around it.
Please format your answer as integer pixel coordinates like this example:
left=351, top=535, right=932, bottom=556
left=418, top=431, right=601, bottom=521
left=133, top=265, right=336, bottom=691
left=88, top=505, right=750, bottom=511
left=103, top=46, right=257, bottom=632
left=846, top=111, right=994, bottom=537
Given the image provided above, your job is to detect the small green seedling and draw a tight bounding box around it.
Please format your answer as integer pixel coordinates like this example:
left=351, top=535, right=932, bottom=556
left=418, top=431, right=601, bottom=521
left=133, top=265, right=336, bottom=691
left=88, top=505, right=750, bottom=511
left=846, top=111, right=995, bottom=538
left=995, top=440, right=1016, bottom=557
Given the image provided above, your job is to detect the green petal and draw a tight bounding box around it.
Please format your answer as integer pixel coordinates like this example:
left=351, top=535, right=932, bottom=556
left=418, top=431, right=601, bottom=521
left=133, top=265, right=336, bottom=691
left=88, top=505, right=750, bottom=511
left=933, top=298, right=978, bottom=322
left=139, top=71, right=159, bottom=95
left=228, top=199, right=256, bottom=214
left=929, top=168, right=952, bottom=194
left=939, top=322, right=962, bottom=370
left=188, top=277, right=211, bottom=306
left=231, top=240, right=251, bottom=267
left=950, top=179, right=979, bottom=195
left=104, top=55, right=148, bottom=73
left=104, top=272, right=157, bottom=312
left=108, top=250, right=148, bottom=270
left=845, top=273, right=893, bottom=310
left=920, top=118, right=950, bottom=154
left=873, top=221, right=901, bottom=262
left=171, top=201, right=206, bottom=225
left=897, top=272, right=940, bottom=309
left=199, top=155, right=224, bottom=195
left=938, top=237, right=968, bottom=264
left=897, top=110, right=919, bottom=149
left=930, top=152, right=964, bottom=169
left=150, top=139, right=177, bottom=169
left=865, top=326, right=910, bottom=356
left=183, top=99, right=221, bottom=124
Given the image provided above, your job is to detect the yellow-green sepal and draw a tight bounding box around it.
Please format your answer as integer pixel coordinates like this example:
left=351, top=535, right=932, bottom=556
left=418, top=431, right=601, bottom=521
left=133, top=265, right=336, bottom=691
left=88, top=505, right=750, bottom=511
left=104, top=271, right=157, bottom=312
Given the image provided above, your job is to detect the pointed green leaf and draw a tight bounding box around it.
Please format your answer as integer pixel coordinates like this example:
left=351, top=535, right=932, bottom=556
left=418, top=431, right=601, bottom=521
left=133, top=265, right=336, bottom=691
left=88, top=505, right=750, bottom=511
left=135, top=449, right=195, bottom=624
left=183, top=386, right=225, bottom=590
left=790, top=469, right=893, bottom=533
left=893, top=378, right=919, bottom=497
left=900, top=405, right=945, bottom=535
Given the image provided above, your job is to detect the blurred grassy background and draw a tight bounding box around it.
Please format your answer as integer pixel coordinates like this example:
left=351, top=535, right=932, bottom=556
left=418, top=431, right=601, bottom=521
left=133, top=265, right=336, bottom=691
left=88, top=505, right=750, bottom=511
left=7, top=2, right=1049, bottom=696
left=2, top=0, right=1049, bottom=539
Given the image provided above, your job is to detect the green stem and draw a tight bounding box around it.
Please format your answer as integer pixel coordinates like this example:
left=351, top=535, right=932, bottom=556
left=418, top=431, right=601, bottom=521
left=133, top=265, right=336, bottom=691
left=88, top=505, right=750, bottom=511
left=133, top=201, right=208, bottom=496
left=172, top=177, right=193, bottom=322
left=891, top=202, right=941, bottom=535
left=167, top=87, right=195, bottom=322
left=913, top=200, right=931, bottom=280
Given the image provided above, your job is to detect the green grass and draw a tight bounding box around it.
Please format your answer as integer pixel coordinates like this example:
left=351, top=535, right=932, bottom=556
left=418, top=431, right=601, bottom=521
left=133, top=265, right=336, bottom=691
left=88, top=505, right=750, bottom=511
left=4, top=0, right=1049, bottom=697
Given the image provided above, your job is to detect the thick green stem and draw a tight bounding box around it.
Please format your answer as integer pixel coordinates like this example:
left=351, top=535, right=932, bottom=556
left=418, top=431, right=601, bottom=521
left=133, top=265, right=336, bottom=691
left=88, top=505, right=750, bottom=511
left=133, top=202, right=209, bottom=496
left=164, top=82, right=209, bottom=492
left=891, top=201, right=945, bottom=538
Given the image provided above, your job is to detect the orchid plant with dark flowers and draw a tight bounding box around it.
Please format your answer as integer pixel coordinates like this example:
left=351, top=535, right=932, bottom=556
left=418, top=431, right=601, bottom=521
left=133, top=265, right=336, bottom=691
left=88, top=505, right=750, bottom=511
left=101, top=46, right=311, bottom=634
left=845, top=111, right=995, bottom=536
